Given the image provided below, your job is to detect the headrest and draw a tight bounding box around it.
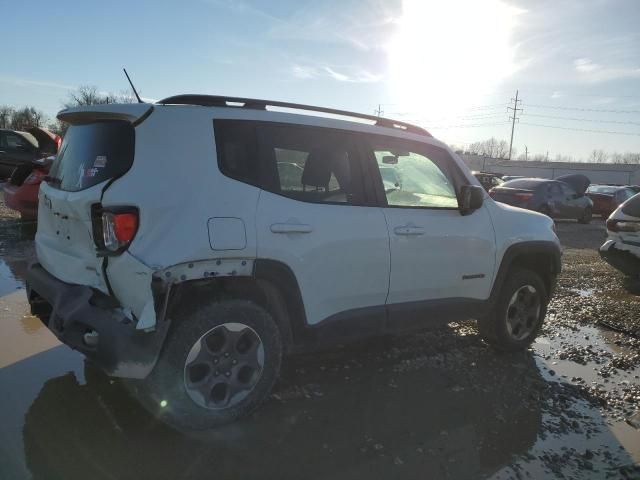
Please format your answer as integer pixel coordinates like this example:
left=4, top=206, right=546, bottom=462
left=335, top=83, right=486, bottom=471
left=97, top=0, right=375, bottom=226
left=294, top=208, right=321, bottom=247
left=301, top=148, right=332, bottom=188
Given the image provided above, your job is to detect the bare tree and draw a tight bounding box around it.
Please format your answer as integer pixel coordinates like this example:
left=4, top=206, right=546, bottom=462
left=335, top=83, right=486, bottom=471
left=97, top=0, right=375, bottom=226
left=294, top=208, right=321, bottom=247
left=554, top=154, right=574, bottom=162
left=587, top=149, right=608, bottom=163
left=610, top=152, right=640, bottom=164
left=467, top=137, right=511, bottom=159
left=63, top=85, right=136, bottom=109
left=7, top=106, right=48, bottom=130
left=0, top=106, right=14, bottom=128
left=55, top=86, right=136, bottom=135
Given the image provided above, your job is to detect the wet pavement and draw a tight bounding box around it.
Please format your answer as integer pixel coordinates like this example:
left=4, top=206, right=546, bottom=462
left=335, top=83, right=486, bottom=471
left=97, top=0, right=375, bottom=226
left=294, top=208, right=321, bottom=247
left=0, top=195, right=639, bottom=479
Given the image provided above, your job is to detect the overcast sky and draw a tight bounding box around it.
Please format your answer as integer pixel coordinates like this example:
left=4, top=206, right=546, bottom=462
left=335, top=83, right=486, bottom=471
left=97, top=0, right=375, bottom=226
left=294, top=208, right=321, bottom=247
left=1, top=0, right=638, bottom=160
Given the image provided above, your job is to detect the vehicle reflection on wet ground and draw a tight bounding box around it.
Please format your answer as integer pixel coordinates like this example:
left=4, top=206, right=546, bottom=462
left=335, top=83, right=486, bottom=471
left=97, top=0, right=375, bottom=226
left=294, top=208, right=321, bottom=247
left=0, top=209, right=639, bottom=479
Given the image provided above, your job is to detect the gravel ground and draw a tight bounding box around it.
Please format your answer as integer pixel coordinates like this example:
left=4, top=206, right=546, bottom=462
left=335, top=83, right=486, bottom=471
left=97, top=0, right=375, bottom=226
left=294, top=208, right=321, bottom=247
left=0, top=194, right=639, bottom=479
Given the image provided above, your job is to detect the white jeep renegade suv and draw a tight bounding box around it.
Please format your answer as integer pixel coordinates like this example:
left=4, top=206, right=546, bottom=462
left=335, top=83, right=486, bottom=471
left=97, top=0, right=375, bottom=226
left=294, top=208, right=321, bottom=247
left=27, top=95, right=561, bottom=430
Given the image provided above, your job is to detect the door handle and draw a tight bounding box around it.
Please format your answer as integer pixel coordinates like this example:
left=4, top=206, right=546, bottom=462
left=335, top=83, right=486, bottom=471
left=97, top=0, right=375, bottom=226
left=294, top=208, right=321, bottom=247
left=270, top=223, right=313, bottom=234
left=394, top=225, right=425, bottom=236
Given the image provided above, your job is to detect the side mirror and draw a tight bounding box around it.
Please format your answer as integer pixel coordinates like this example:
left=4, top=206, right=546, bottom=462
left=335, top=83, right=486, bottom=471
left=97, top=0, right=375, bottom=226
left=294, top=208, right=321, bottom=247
left=459, top=185, right=485, bottom=216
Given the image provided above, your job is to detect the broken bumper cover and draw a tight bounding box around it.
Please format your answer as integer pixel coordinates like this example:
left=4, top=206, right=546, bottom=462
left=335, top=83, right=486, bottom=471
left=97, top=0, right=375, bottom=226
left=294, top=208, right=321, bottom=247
left=26, top=262, right=170, bottom=379
left=599, top=240, right=640, bottom=277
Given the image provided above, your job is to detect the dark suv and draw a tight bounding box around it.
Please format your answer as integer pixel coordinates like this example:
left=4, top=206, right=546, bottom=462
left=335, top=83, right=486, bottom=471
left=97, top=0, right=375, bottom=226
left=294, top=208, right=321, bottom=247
left=0, top=127, right=60, bottom=179
left=489, top=175, right=593, bottom=223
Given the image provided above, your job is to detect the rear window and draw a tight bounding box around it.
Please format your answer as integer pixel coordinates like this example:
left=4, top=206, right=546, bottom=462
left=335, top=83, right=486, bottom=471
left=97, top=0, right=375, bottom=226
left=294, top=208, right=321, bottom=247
left=502, top=179, right=544, bottom=190
left=621, top=193, right=640, bottom=218
left=48, top=121, right=134, bottom=192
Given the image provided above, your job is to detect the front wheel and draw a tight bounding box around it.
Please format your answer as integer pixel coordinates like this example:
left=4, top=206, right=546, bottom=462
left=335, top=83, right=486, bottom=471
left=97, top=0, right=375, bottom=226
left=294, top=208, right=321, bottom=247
left=478, top=268, right=548, bottom=351
left=134, top=300, right=283, bottom=431
left=578, top=207, right=592, bottom=224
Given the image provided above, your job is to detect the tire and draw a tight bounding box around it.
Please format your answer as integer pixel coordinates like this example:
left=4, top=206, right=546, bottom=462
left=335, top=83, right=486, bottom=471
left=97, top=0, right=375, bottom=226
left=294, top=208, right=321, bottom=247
left=578, top=207, right=592, bottom=224
left=134, top=299, right=283, bottom=431
left=478, top=268, right=548, bottom=352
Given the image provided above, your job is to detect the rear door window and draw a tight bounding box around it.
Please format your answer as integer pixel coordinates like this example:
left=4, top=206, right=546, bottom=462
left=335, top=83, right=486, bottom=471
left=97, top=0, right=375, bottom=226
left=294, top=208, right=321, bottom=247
left=214, top=120, right=260, bottom=187
left=48, top=121, right=134, bottom=192
left=214, top=120, right=368, bottom=206
left=256, top=124, right=366, bottom=205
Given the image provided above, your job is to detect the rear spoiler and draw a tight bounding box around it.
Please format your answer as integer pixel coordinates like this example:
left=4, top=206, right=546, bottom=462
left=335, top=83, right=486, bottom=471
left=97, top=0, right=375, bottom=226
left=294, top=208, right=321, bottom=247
left=57, top=103, right=153, bottom=126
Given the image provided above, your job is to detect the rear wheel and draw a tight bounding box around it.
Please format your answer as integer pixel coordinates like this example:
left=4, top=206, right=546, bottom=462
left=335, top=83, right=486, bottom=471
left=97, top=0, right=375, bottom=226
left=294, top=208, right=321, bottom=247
left=478, top=268, right=548, bottom=351
left=578, top=206, right=592, bottom=224
left=134, top=300, right=282, bottom=431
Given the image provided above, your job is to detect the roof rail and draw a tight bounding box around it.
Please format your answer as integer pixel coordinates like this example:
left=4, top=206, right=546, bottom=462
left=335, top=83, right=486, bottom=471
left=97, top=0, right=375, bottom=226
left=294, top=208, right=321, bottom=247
left=157, top=94, right=432, bottom=137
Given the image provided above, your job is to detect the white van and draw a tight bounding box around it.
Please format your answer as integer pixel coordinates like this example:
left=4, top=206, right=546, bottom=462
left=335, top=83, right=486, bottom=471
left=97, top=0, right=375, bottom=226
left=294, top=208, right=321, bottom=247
left=27, top=95, right=561, bottom=430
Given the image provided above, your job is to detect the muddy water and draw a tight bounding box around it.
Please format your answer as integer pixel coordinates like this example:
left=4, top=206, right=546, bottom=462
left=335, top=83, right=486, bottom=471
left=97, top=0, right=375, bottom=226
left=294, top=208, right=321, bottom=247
left=0, top=217, right=639, bottom=479
left=0, top=260, right=22, bottom=296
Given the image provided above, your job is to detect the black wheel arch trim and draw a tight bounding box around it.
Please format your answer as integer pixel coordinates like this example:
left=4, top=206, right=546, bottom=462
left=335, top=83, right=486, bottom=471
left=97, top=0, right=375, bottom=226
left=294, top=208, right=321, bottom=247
left=489, top=241, right=561, bottom=306
left=252, top=259, right=309, bottom=347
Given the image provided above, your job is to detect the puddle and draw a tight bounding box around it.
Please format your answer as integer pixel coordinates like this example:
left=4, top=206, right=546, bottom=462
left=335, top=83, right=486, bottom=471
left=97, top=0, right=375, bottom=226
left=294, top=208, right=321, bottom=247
left=570, top=287, right=596, bottom=297
left=0, top=260, right=23, bottom=296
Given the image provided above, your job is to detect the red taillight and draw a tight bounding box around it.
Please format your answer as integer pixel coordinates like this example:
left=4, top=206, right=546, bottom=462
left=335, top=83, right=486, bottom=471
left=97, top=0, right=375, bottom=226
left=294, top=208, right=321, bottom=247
left=23, top=169, right=46, bottom=185
left=514, top=192, right=533, bottom=202
left=99, top=209, right=139, bottom=253
left=114, top=213, right=138, bottom=242
left=488, top=188, right=496, bottom=198
left=55, top=136, right=62, bottom=152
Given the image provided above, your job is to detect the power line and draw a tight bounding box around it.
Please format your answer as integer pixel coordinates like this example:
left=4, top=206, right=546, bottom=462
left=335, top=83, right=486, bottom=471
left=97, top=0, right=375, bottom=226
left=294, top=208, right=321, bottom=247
left=466, top=103, right=510, bottom=111
left=507, top=90, right=522, bottom=160
left=388, top=112, right=507, bottom=121
left=522, top=112, right=640, bottom=126
left=430, top=121, right=511, bottom=128
left=525, top=103, right=640, bottom=114
left=520, top=121, right=640, bottom=136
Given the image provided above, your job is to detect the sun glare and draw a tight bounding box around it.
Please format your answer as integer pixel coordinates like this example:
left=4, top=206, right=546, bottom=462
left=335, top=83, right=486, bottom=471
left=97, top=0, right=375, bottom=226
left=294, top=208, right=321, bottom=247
left=388, top=0, right=523, bottom=122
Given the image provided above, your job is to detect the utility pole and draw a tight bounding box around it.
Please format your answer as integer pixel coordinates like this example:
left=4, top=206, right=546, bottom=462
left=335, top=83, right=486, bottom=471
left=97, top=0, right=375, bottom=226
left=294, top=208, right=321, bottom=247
left=507, top=90, right=522, bottom=160
left=524, top=145, right=528, bottom=161
left=374, top=104, right=384, bottom=117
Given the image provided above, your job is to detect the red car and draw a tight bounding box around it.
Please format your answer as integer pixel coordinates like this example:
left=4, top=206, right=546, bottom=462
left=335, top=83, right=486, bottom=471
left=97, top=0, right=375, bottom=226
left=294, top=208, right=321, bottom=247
left=3, top=156, right=55, bottom=219
left=2, top=127, right=61, bottom=219
left=586, top=185, right=636, bottom=218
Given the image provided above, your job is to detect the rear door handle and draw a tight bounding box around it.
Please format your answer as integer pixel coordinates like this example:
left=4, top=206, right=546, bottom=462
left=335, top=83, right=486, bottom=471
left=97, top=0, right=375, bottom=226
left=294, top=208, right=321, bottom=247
left=394, top=225, right=425, bottom=236
left=270, top=223, right=313, bottom=234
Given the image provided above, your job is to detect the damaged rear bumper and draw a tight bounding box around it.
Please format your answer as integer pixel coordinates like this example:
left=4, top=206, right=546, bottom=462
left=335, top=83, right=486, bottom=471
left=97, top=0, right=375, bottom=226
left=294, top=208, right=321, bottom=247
left=599, top=240, right=640, bottom=277
left=26, top=262, right=171, bottom=378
